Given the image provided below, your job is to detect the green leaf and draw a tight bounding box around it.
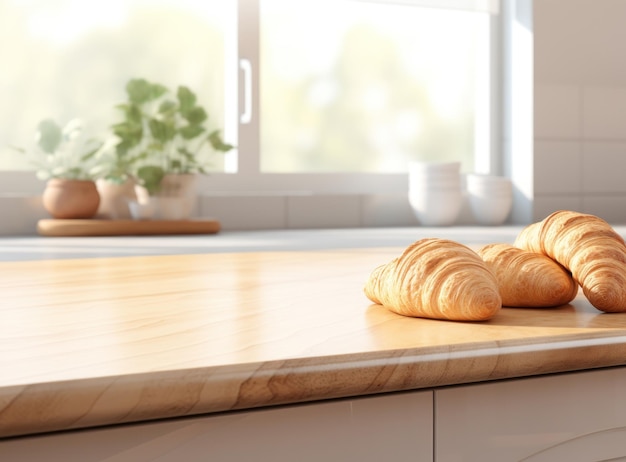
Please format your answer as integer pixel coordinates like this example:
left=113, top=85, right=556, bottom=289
left=170, top=159, right=183, bottom=171
left=50, top=166, right=87, bottom=180
left=179, top=124, right=205, bottom=140
left=36, top=119, right=63, bottom=153
left=127, top=104, right=143, bottom=124
left=114, top=103, right=141, bottom=124
left=150, top=83, right=168, bottom=100
left=207, top=130, right=235, bottom=152
left=112, top=122, right=142, bottom=150
left=81, top=144, right=101, bottom=161
left=181, top=106, right=207, bottom=125
left=136, top=165, right=165, bottom=195
left=126, top=79, right=168, bottom=104
left=148, top=118, right=176, bottom=143
left=8, top=145, right=26, bottom=154
left=177, top=86, right=197, bottom=114
left=158, top=100, right=178, bottom=115
left=122, top=153, right=143, bottom=165
left=126, top=79, right=153, bottom=104
left=112, top=121, right=140, bottom=137
left=134, top=151, right=150, bottom=161
left=177, top=147, right=195, bottom=161
left=147, top=141, right=165, bottom=152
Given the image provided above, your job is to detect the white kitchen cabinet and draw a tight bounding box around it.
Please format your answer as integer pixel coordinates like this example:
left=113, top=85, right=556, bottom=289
left=435, top=367, right=626, bottom=462
left=10, top=366, right=626, bottom=462
left=0, top=390, right=433, bottom=462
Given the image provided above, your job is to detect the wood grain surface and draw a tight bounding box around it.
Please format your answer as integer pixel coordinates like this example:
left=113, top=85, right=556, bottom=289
left=2, top=248, right=626, bottom=438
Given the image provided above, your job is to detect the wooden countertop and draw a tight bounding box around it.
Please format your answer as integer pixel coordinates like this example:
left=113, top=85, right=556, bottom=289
left=2, top=247, right=626, bottom=438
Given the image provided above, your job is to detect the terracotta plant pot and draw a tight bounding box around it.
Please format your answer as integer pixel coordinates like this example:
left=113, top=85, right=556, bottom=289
left=42, top=179, right=100, bottom=219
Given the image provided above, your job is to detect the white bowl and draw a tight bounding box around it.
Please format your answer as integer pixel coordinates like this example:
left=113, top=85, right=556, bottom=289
left=466, top=175, right=513, bottom=197
left=409, top=189, right=462, bottom=226
left=466, top=174, right=512, bottom=190
left=410, top=167, right=461, bottom=178
left=466, top=185, right=513, bottom=196
left=466, top=173, right=510, bottom=184
left=468, top=193, right=512, bottom=225
left=411, top=176, right=461, bottom=189
left=410, top=161, right=461, bottom=175
left=410, top=179, right=462, bottom=191
left=410, top=171, right=461, bottom=187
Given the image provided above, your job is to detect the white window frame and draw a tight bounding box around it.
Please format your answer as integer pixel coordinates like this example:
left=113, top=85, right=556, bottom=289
left=199, top=0, right=503, bottom=196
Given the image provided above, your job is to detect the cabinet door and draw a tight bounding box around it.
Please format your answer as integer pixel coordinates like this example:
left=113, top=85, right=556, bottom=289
left=435, top=367, right=626, bottom=462
left=0, top=390, right=433, bottom=462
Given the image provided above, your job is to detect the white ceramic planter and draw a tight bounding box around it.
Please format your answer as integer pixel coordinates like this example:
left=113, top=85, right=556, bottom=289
left=155, top=174, right=197, bottom=220
left=96, top=178, right=137, bottom=219
left=129, top=174, right=198, bottom=220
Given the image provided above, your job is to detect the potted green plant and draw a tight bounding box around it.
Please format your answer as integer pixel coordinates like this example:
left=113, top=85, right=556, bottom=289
left=15, top=118, right=115, bottom=219
left=111, top=78, right=234, bottom=219
left=90, top=138, right=139, bottom=220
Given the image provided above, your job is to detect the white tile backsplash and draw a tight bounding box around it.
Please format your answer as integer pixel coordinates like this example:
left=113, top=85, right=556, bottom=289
left=534, top=84, right=581, bottom=139
left=533, top=1, right=626, bottom=222
left=582, top=142, right=626, bottom=193
left=532, top=195, right=583, bottom=222
left=0, top=195, right=46, bottom=236
left=360, top=194, right=416, bottom=227
left=286, top=195, right=361, bottom=229
left=200, top=195, right=287, bottom=230
left=534, top=0, right=626, bottom=86
left=533, top=140, right=582, bottom=194
left=583, top=195, right=626, bottom=224
left=583, top=87, right=626, bottom=140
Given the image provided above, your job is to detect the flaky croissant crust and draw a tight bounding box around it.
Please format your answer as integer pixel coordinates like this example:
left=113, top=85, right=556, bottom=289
left=478, top=243, right=578, bottom=308
left=514, top=210, right=626, bottom=312
left=364, top=238, right=501, bottom=321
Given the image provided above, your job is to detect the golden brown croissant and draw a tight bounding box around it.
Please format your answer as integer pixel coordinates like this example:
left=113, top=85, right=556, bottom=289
left=514, top=210, right=626, bottom=312
left=364, top=238, right=502, bottom=321
left=477, top=243, right=578, bottom=307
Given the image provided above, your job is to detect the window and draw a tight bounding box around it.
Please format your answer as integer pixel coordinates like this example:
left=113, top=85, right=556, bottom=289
left=0, top=0, right=500, bottom=196
left=259, top=0, right=493, bottom=174
left=0, top=0, right=236, bottom=192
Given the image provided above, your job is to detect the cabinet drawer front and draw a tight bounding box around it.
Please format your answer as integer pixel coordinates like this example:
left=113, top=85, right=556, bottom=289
left=0, top=391, right=433, bottom=462
left=435, top=367, right=626, bottom=462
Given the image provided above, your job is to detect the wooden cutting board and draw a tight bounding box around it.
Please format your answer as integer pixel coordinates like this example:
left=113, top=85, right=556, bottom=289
left=37, top=218, right=221, bottom=236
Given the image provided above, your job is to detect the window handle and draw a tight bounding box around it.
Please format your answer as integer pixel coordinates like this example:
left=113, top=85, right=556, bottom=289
left=240, top=58, right=252, bottom=124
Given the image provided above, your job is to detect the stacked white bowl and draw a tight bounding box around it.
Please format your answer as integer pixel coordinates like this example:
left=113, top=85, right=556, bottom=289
left=466, top=174, right=513, bottom=225
left=408, top=161, right=462, bottom=226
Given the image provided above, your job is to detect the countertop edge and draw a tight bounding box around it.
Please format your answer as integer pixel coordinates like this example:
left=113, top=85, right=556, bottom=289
left=3, top=333, right=626, bottom=438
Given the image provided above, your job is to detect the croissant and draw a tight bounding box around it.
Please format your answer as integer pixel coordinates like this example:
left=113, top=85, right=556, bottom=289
left=477, top=243, right=578, bottom=307
left=514, top=210, right=626, bottom=312
left=364, top=238, right=502, bottom=321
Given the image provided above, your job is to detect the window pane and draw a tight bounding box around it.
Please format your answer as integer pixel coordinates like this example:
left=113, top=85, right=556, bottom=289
left=0, top=0, right=236, bottom=172
left=260, top=0, right=492, bottom=173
